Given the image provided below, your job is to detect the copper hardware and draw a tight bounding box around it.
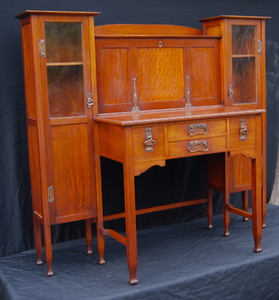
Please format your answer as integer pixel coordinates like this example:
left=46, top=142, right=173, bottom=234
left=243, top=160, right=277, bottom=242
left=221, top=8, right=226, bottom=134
left=39, top=39, right=46, bottom=57
left=189, top=123, right=208, bottom=136
left=144, top=128, right=156, bottom=152
left=239, top=118, right=249, bottom=140
left=188, top=140, right=209, bottom=153
left=87, top=92, right=94, bottom=108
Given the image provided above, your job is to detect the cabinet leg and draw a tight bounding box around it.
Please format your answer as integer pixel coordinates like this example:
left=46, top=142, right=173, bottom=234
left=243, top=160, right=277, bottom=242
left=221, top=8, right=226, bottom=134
left=97, top=221, right=105, bottom=265
left=85, top=219, right=92, bottom=255
left=43, top=224, right=53, bottom=276
left=252, top=158, right=262, bottom=253
left=242, top=190, right=249, bottom=222
left=262, top=186, right=267, bottom=228
left=33, top=217, right=43, bottom=266
left=207, top=189, right=213, bottom=229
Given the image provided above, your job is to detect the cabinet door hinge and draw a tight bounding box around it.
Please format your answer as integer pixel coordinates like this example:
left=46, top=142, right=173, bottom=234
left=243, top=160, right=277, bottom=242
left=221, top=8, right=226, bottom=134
left=257, top=40, right=262, bottom=53
left=48, top=185, right=55, bottom=203
left=39, top=39, right=46, bottom=57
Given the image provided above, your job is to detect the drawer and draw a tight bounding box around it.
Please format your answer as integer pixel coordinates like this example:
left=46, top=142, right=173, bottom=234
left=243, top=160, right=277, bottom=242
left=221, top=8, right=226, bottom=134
left=229, top=117, right=256, bottom=148
left=167, top=119, right=227, bottom=141
left=168, top=136, right=227, bottom=157
left=132, top=125, right=166, bottom=161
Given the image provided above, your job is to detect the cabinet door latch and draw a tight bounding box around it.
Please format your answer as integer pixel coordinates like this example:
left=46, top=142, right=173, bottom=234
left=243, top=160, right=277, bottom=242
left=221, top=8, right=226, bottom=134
left=87, top=92, right=94, bottom=108
left=48, top=186, right=55, bottom=203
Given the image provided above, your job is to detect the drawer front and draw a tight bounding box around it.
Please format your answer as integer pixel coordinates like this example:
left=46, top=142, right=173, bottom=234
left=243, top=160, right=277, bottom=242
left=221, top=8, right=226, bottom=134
left=132, top=125, right=166, bottom=161
left=229, top=117, right=256, bottom=148
left=168, top=136, right=227, bottom=157
left=167, top=119, right=227, bottom=141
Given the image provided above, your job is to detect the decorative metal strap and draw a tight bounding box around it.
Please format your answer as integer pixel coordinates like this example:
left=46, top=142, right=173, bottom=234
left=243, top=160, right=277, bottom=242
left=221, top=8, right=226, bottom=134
left=188, top=140, right=209, bottom=153
left=144, top=128, right=156, bottom=152
left=239, top=118, right=249, bottom=141
left=188, top=123, right=208, bottom=136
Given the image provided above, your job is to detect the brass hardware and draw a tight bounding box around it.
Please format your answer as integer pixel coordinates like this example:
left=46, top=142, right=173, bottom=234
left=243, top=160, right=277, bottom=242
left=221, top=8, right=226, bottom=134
left=87, top=92, right=94, bottom=108
left=39, top=39, right=46, bottom=57
left=228, top=84, right=234, bottom=98
left=132, top=78, right=140, bottom=111
left=159, top=41, right=163, bottom=47
left=185, top=76, right=192, bottom=107
left=239, top=118, right=249, bottom=141
left=188, top=140, right=209, bottom=153
left=144, top=128, right=156, bottom=152
left=189, top=123, right=208, bottom=136
left=48, top=186, right=54, bottom=203
left=257, top=39, right=262, bottom=53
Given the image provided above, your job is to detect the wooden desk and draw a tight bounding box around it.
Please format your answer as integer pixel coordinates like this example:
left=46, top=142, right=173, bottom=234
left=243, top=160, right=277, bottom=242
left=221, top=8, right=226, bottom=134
left=94, top=17, right=268, bottom=284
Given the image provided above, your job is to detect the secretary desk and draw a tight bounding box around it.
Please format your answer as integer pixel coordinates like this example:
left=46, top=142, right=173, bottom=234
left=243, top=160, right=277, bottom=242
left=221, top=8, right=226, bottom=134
left=16, top=11, right=269, bottom=284
left=94, top=16, right=269, bottom=284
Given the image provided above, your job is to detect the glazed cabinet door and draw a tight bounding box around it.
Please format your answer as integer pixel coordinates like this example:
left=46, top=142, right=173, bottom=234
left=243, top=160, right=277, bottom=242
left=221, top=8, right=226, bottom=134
left=39, top=16, right=96, bottom=224
left=224, top=20, right=262, bottom=107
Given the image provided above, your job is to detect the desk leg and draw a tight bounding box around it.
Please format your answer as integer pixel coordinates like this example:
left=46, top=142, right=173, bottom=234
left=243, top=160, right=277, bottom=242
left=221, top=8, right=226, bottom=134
left=95, top=155, right=105, bottom=265
left=252, top=157, right=263, bottom=253
left=223, top=153, right=230, bottom=237
left=123, top=162, right=138, bottom=285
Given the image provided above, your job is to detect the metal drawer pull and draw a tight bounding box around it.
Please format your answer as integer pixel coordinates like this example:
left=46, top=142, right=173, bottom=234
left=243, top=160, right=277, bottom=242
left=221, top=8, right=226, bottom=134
left=188, top=140, right=209, bottom=153
left=144, top=128, right=156, bottom=152
left=188, top=123, right=208, bottom=136
left=239, top=118, right=249, bottom=141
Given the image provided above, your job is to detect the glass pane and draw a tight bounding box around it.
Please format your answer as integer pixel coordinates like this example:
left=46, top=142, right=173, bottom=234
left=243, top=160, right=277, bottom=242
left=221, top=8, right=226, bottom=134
left=232, top=25, right=256, bottom=55
left=45, top=22, right=82, bottom=63
left=47, top=66, right=85, bottom=117
left=232, top=57, right=256, bottom=103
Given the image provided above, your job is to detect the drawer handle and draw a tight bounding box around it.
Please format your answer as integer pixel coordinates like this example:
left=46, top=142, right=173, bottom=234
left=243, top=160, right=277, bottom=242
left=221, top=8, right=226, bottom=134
left=240, top=118, right=249, bottom=141
left=144, top=128, right=156, bottom=152
left=188, top=140, right=209, bottom=153
left=189, top=123, right=208, bottom=136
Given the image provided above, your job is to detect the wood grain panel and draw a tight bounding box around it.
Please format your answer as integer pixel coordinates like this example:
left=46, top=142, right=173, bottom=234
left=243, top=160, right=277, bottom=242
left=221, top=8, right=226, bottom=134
left=99, top=48, right=130, bottom=105
left=50, top=124, right=92, bottom=218
left=137, top=48, right=184, bottom=102
left=188, top=46, right=219, bottom=105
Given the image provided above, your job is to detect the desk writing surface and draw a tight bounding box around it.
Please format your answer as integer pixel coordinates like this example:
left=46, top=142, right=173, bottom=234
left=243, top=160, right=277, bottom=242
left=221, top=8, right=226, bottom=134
left=94, top=106, right=265, bottom=126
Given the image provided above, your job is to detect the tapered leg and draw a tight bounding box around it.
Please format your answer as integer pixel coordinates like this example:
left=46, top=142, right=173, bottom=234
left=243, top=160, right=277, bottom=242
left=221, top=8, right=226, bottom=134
left=33, top=217, right=43, bottom=266
left=223, top=153, right=230, bottom=237
left=43, top=223, right=53, bottom=276
left=94, top=123, right=105, bottom=265
left=123, top=161, right=138, bottom=285
left=207, top=189, right=213, bottom=229
left=85, top=219, right=92, bottom=255
left=252, top=157, right=262, bottom=253
left=242, top=190, right=249, bottom=222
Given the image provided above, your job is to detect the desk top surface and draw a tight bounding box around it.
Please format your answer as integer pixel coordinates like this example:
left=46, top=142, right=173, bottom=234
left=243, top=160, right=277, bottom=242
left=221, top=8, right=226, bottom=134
left=94, top=106, right=265, bottom=126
